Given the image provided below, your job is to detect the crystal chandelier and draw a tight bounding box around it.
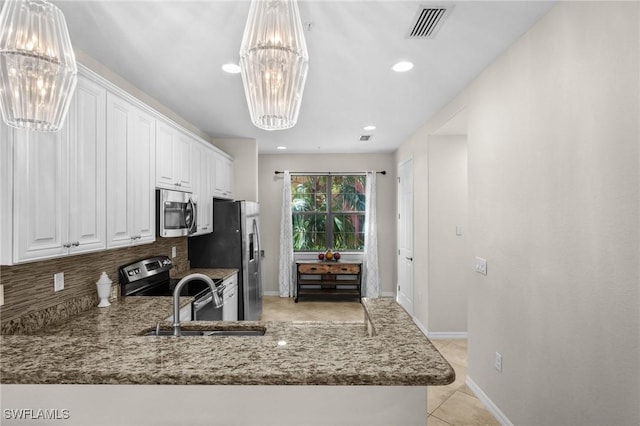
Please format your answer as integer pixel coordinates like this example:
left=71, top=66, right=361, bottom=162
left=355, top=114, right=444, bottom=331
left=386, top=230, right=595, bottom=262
left=0, top=0, right=78, bottom=132
left=239, top=0, right=309, bottom=131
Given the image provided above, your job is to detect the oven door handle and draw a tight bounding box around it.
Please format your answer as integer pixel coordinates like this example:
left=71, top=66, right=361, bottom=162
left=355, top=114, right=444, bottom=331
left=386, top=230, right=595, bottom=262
left=193, top=285, right=226, bottom=310
left=193, top=295, right=213, bottom=310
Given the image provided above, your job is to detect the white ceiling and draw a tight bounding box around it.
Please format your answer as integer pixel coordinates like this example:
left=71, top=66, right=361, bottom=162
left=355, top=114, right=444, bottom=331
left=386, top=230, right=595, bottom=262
left=53, top=0, right=555, bottom=154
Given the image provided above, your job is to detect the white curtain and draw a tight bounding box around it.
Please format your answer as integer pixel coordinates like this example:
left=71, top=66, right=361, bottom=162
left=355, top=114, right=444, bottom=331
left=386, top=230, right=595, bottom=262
left=278, top=171, right=295, bottom=297
left=363, top=172, right=380, bottom=298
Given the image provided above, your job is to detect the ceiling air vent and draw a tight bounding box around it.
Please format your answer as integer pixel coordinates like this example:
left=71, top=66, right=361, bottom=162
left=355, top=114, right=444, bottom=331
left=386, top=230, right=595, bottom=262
left=407, top=5, right=452, bottom=39
left=360, top=135, right=372, bottom=142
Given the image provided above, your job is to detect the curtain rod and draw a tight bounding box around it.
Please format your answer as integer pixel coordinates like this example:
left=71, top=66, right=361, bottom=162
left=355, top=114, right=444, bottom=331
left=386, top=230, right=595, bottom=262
left=274, top=170, right=386, bottom=176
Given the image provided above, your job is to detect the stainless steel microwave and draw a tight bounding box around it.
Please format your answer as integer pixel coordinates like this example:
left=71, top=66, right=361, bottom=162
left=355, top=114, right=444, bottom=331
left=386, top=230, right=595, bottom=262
left=156, top=189, right=197, bottom=237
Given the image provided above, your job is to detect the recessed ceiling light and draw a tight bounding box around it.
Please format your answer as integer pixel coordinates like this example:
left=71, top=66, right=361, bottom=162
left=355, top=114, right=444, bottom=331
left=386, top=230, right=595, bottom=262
left=363, top=125, right=376, bottom=131
left=392, top=61, right=414, bottom=72
left=222, top=63, right=241, bottom=74
left=277, top=146, right=287, bottom=150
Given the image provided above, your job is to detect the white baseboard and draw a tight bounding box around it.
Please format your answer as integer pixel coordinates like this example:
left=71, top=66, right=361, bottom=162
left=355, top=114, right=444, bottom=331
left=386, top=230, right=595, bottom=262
left=410, top=317, right=468, bottom=340
left=465, top=376, right=513, bottom=426
left=263, top=292, right=396, bottom=298
left=426, top=331, right=468, bottom=340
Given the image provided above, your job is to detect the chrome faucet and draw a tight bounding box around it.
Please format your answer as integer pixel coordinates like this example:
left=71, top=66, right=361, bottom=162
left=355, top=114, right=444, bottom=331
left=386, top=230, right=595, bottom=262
left=172, top=273, right=219, bottom=336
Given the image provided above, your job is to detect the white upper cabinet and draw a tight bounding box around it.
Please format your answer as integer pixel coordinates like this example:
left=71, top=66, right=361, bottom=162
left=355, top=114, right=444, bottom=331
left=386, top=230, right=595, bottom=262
left=213, top=151, right=234, bottom=199
left=12, top=75, right=107, bottom=263
left=156, top=123, right=192, bottom=191
left=190, top=141, right=214, bottom=236
left=106, top=92, right=156, bottom=249
left=0, top=65, right=233, bottom=264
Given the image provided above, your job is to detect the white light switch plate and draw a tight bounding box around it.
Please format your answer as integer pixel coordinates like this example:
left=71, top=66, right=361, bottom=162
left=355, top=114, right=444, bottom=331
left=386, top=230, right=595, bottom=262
left=0, top=284, right=4, bottom=306
left=172, top=246, right=177, bottom=258
left=494, top=352, right=503, bottom=372
left=475, top=257, right=487, bottom=275
left=54, top=272, right=65, bottom=292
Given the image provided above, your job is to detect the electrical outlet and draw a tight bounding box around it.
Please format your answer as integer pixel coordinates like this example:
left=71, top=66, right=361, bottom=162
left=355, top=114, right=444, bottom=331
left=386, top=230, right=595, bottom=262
left=171, top=246, right=177, bottom=258
left=475, top=257, right=487, bottom=275
left=494, top=352, right=503, bottom=372
left=0, top=284, right=4, bottom=306
left=54, top=272, right=65, bottom=292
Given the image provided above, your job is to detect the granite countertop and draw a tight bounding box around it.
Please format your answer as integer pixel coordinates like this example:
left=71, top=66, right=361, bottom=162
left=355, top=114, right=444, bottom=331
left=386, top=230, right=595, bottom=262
left=172, top=267, right=238, bottom=281
left=0, top=297, right=455, bottom=387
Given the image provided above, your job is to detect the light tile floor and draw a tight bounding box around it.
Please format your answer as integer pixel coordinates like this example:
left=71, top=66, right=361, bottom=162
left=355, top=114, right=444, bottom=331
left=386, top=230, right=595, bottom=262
left=428, top=339, right=499, bottom=426
left=261, top=296, right=500, bottom=425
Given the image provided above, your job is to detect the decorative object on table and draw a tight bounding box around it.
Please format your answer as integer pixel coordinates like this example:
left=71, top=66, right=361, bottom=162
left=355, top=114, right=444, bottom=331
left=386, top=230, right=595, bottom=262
left=239, top=0, right=309, bottom=131
left=324, top=249, right=333, bottom=261
left=318, top=249, right=341, bottom=261
left=0, top=0, right=78, bottom=131
left=96, top=272, right=112, bottom=307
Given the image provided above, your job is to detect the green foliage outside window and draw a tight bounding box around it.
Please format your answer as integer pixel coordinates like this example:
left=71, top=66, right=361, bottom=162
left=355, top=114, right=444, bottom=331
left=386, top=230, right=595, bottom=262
left=291, top=175, right=366, bottom=252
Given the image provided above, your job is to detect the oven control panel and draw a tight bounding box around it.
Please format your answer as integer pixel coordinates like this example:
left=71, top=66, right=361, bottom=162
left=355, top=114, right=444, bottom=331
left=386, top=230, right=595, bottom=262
left=119, top=256, right=173, bottom=284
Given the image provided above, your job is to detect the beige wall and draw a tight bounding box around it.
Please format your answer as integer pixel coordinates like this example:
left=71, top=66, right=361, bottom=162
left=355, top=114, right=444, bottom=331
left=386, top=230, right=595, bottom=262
left=396, top=2, right=639, bottom=424
left=395, top=100, right=469, bottom=332
left=212, top=138, right=259, bottom=202
left=258, top=154, right=396, bottom=296
left=428, top=135, right=469, bottom=334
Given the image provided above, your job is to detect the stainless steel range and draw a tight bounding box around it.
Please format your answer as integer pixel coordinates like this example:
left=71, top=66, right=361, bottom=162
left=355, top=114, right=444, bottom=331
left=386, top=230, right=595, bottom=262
left=118, top=256, right=224, bottom=321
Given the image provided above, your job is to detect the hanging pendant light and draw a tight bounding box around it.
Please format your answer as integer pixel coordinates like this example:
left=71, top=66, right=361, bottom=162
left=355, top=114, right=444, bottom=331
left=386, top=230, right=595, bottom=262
left=239, top=0, right=309, bottom=131
left=0, top=0, right=78, bottom=132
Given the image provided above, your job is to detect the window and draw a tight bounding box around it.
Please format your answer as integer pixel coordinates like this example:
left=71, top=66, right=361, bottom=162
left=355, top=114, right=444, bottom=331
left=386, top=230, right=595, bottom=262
left=291, top=175, right=366, bottom=252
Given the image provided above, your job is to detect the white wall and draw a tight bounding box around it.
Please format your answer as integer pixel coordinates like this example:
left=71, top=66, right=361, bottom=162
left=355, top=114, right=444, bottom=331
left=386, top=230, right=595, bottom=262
left=428, top=136, right=469, bottom=334
left=397, top=2, right=640, bottom=425
left=258, top=154, right=396, bottom=296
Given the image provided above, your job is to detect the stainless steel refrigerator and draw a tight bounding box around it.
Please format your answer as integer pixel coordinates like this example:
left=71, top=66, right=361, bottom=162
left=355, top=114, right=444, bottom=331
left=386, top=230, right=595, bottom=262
left=188, top=200, right=262, bottom=321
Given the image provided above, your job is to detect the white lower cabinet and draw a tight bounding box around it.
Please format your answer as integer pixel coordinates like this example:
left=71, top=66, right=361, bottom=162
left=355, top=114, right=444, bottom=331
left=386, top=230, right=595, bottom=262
left=11, top=76, right=107, bottom=263
left=222, top=274, right=238, bottom=321
left=106, top=93, right=156, bottom=248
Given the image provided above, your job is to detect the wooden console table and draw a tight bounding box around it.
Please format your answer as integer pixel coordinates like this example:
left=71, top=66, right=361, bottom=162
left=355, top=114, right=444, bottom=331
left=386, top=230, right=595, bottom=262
left=295, top=261, right=362, bottom=303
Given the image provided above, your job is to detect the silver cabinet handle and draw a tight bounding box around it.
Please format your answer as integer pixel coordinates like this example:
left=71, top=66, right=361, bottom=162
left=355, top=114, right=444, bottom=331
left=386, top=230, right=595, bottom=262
left=63, top=242, right=71, bottom=248
left=405, top=257, right=413, bottom=261
left=72, top=241, right=80, bottom=247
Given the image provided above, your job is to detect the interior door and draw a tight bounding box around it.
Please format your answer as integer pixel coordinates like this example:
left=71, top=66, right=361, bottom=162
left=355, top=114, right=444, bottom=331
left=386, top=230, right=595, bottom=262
left=397, top=158, right=414, bottom=315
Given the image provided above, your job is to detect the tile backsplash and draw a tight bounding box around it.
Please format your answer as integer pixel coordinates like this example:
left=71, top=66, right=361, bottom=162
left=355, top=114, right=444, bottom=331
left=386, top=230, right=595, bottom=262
left=0, top=238, right=189, bottom=333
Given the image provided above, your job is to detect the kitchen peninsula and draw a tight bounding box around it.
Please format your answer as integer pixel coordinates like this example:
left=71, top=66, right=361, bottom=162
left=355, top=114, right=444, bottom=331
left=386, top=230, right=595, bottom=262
left=1, top=298, right=454, bottom=425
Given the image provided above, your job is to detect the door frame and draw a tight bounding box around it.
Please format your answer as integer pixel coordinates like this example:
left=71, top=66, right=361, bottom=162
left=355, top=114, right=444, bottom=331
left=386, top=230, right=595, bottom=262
left=396, top=157, right=414, bottom=315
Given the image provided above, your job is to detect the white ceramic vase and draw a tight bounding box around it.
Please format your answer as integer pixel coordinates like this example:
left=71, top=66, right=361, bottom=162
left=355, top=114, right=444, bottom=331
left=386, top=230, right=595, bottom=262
left=96, top=272, right=112, bottom=307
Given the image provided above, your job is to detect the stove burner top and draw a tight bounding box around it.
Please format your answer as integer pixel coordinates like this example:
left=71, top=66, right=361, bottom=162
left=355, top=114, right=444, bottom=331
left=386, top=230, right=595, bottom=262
left=118, top=255, right=222, bottom=298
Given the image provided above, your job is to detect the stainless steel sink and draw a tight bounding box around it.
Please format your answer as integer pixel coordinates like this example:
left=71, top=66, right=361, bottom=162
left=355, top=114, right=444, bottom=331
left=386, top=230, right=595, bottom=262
left=142, top=327, right=266, bottom=337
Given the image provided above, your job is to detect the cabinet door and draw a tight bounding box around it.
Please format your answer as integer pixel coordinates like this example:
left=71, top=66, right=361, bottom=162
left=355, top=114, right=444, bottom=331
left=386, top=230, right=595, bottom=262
left=191, top=143, right=214, bottom=236
left=106, top=93, right=135, bottom=248
left=155, top=121, right=176, bottom=189
left=13, top=127, right=69, bottom=262
left=0, top=121, right=13, bottom=265
left=190, top=141, right=203, bottom=235
left=131, top=108, right=156, bottom=244
left=106, top=93, right=156, bottom=248
left=213, top=152, right=233, bottom=199
left=68, top=76, right=106, bottom=254
left=174, top=132, right=193, bottom=190
left=199, top=148, right=214, bottom=233
left=222, top=274, right=239, bottom=321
